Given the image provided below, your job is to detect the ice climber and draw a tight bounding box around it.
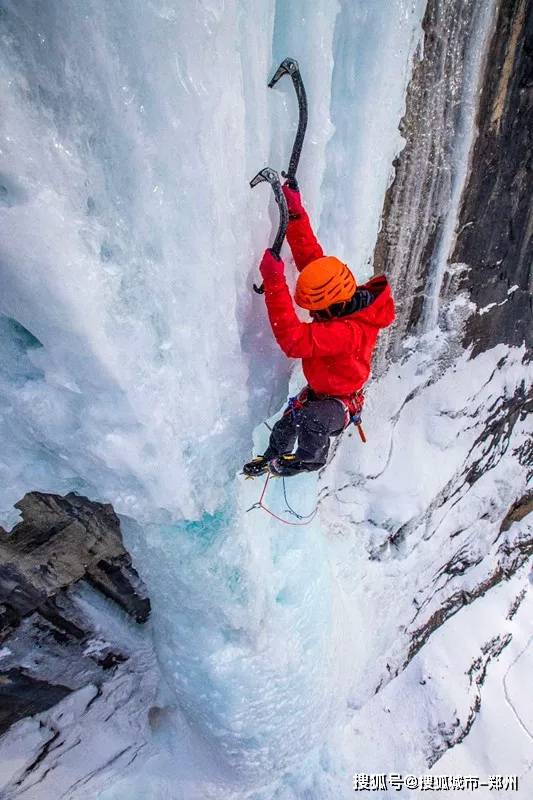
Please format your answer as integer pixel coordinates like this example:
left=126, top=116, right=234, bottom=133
left=243, top=182, right=395, bottom=478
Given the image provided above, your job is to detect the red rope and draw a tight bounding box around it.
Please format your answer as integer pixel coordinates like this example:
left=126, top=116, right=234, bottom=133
left=247, top=473, right=318, bottom=526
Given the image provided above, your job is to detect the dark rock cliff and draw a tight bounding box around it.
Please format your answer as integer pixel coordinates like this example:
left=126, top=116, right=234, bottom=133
left=372, top=0, right=532, bottom=652
left=0, top=492, right=150, bottom=734
left=452, top=0, right=532, bottom=355
left=369, top=0, right=532, bottom=762
left=374, top=0, right=532, bottom=359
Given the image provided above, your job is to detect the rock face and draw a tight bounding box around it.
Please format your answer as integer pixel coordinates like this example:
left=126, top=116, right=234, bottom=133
left=360, top=0, right=532, bottom=769
left=0, top=492, right=150, bottom=734
left=373, top=0, right=495, bottom=354
left=371, top=0, right=532, bottom=659
left=374, top=0, right=532, bottom=360
left=452, top=0, right=532, bottom=356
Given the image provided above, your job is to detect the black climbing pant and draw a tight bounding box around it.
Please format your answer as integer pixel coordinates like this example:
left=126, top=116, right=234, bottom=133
left=264, top=396, right=346, bottom=467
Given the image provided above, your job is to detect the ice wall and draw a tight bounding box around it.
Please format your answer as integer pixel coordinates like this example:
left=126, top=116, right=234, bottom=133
left=322, top=0, right=426, bottom=274
left=0, top=0, right=425, bottom=523
left=0, top=0, right=276, bottom=522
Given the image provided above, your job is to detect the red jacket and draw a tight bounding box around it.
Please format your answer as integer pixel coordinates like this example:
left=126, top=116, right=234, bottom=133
left=262, top=204, right=395, bottom=397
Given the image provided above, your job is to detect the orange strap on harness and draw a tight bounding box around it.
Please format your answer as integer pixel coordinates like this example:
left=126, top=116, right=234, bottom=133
left=355, top=422, right=367, bottom=443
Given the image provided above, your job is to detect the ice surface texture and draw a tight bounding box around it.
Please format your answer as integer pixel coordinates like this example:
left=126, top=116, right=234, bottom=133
left=0, top=0, right=425, bottom=523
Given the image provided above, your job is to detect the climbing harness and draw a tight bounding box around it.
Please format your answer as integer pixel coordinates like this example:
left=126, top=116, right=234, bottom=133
left=246, top=472, right=318, bottom=526
left=245, top=386, right=366, bottom=525
left=284, top=388, right=309, bottom=422
left=285, top=386, right=367, bottom=443
left=343, top=390, right=367, bottom=443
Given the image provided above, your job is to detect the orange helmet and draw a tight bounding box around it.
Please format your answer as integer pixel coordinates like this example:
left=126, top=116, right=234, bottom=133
left=294, top=256, right=357, bottom=311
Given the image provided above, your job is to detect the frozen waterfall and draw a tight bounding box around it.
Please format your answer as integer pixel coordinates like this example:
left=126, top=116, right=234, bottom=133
left=2, top=2, right=529, bottom=800
left=0, top=0, right=424, bottom=523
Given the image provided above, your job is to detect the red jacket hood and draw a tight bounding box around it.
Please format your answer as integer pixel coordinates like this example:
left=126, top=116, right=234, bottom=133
left=346, top=275, right=395, bottom=329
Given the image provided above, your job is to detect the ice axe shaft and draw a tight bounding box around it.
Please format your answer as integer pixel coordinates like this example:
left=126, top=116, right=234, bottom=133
left=268, top=58, right=307, bottom=188
left=249, top=168, right=289, bottom=294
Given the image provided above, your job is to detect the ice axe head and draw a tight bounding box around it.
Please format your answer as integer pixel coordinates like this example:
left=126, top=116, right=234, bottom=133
left=249, top=168, right=278, bottom=189
left=249, top=166, right=288, bottom=293
left=249, top=168, right=278, bottom=294
left=268, top=58, right=299, bottom=89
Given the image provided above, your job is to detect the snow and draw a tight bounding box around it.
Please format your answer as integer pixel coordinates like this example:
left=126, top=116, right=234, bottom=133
left=435, top=582, right=533, bottom=797
left=0, top=2, right=531, bottom=799
left=0, top=584, right=160, bottom=798
left=477, top=282, right=520, bottom=315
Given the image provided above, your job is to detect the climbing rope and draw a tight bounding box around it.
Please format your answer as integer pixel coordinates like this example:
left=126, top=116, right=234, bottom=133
left=246, top=473, right=318, bottom=526
left=281, top=476, right=317, bottom=520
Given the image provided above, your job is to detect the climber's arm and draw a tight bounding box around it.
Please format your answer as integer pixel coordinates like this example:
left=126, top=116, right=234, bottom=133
left=282, top=185, right=324, bottom=272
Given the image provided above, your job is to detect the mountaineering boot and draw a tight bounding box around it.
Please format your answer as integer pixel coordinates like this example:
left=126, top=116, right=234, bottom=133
left=268, top=454, right=323, bottom=477
left=242, top=455, right=270, bottom=477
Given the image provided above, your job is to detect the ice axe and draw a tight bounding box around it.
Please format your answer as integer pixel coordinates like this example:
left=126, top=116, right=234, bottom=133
left=250, top=168, right=288, bottom=294
left=268, top=58, right=308, bottom=190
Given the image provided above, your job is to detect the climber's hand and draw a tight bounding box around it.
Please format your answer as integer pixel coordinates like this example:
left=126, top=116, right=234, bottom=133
left=259, top=248, right=285, bottom=281
left=282, top=182, right=304, bottom=217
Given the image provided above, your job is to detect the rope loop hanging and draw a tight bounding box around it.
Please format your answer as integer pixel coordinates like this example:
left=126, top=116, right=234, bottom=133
left=246, top=473, right=318, bottom=526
